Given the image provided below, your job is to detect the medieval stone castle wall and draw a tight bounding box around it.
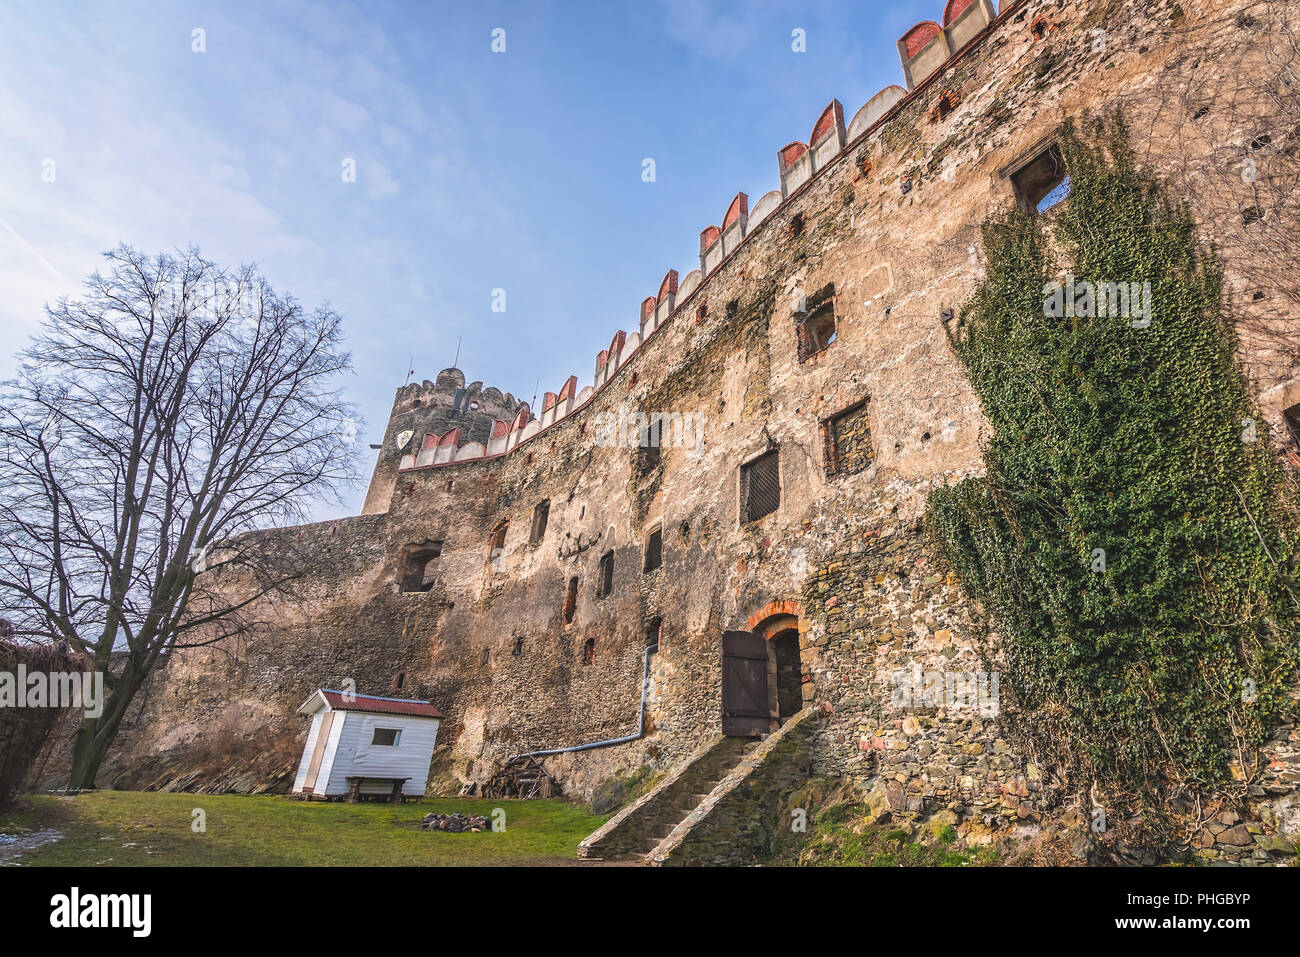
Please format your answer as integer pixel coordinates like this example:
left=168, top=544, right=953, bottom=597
left=119, top=0, right=1300, bottom=854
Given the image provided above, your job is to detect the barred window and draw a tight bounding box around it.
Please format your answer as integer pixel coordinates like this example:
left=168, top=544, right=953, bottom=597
left=740, top=449, right=780, bottom=523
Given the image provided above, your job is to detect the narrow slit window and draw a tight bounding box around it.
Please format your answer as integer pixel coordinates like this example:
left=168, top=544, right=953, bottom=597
left=638, top=418, right=662, bottom=474
left=488, top=522, right=508, bottom=560
left=643, top=526, right=663, bottom=573
left=597, top=549, right=615, bottom=598
left=563, top=576, right=579, bottom=624
left=530, top=500, right=550, bottom=545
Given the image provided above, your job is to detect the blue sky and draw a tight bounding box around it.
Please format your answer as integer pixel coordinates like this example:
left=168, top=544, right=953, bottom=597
left=0, top=0, right=939, bottom=517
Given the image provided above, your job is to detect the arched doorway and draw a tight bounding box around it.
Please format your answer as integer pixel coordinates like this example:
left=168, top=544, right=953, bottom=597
left=721, top=603, right=806, bottom=735
left=770, top=628, right=802, bottom=721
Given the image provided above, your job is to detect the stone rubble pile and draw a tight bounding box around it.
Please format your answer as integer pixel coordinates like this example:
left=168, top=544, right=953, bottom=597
left=421, top=812, right=491, bottom=833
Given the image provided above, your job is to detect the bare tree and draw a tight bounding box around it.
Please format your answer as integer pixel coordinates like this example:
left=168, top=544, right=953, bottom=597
left=0, top=245, right=361, bottom=787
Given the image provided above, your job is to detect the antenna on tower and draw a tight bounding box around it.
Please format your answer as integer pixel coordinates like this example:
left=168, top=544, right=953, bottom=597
left=404, top=352, right=414, bottom=386
left=453, top=336, right=462, bottom=369
left=531, top=377, right=540, bottom=413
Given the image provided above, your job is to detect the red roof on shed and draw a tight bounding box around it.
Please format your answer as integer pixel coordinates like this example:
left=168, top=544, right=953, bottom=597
left=315, top=689, right=443, bottom=718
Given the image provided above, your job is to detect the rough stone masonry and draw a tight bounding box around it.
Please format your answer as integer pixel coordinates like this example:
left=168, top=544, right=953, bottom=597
left=113, top=0, right=1300, bottom=862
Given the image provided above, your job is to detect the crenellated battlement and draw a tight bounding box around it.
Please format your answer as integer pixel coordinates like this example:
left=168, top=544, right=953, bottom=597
left=386, top=0, right=1019, bottom=480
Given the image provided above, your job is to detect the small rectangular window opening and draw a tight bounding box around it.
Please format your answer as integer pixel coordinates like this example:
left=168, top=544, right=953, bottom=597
left=400, top=541, right=443, bottom=593
left=797, top=301, right=837, bottom=361
left=372, top=728, right=401, bottom=747
left=1011, top=143, right=1071, bottom=214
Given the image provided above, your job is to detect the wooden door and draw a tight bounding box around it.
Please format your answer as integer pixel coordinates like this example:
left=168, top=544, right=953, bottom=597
left=302, top=710, right=335, bottom=793
left=721, top=630, right=770, bottom=736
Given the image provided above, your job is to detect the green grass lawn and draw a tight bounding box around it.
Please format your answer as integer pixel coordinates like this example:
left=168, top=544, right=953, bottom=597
left=0, top=791, right=608, bottom=866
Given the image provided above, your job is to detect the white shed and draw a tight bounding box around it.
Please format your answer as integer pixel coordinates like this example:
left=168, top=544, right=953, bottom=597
left=291, top=689, right=443, bottom=801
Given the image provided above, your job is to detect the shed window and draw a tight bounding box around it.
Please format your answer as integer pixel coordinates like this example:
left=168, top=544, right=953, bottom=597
left=643, top=526, right=663, bottom=572
left=530, top=500, right=550, bottom=545
left=740, top=449, right=781, bottom=523
left=597, top=549, right=614, bottom=598
left=1011, top=143, right=1071, bottom=213
left=400, top=541, right=443, bottom=592
left=372, top=728, right=401, bottom=747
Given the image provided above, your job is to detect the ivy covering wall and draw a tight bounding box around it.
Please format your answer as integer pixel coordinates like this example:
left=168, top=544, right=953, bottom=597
left=928, top=117, right=1300, bottom=799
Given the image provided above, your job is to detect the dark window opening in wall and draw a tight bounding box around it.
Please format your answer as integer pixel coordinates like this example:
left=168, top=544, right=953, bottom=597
left=480, top=647, right=490, bottom=667
left=1284, top=403, right=1300, bottom=450
left=400, top=541, right=443, bottom=592
left=824, top=401, right=874, bottom=477
left=512, top=635, right=524, bottom=657
left=646, top=617, right=662, bottom=649
left=596, top=549, right=615, bottom=598
left=372, top=728, right=401, bottom=746
left=637, top=417, right=662, bottom=475
left=772, top=630, right=803, bottom=722
left=740, top=449, right=781, bottom=523
left=563, top=577, right=579, bottom=624
left=582, top=637, right=596, bottom=666
left=1010, top=143, right=1071, bottom=214
left=788, top=213, right=804, bottom=239
left=797, top=300, right=837, bottom=361
left=444, top=478, right=454, bottom=492
left=530, top=500, right=550, bottom=545
left=488, top=522, right=508, bottom=560
left=451, top=388, right=464, bottom=414
left=394, top=671, right=406, bottom=691
left=643, top=526, right=663, bottom=573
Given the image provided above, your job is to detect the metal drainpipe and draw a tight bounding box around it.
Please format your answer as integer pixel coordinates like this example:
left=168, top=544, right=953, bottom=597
left=510, top=642, right=658, bottom=761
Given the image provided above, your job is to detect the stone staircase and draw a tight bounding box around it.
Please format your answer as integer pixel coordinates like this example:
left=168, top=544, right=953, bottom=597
left=577, top=735, right=758, bottom=861
left=578, top=707, right=818, bottom=865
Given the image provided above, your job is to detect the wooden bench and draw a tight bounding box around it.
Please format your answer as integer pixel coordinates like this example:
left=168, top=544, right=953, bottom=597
left=344, top=776, right=411, bottom=804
